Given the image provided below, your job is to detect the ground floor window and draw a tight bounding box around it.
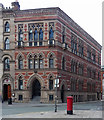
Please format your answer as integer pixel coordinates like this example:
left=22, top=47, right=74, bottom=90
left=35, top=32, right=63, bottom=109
left=18, top=95, right=23, bottom=101
left=49, top=95, right=53, bottom=101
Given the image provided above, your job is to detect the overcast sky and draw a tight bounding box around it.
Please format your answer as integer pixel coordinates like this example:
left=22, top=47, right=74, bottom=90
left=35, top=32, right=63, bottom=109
left=0, top=0, right=103, bottom=46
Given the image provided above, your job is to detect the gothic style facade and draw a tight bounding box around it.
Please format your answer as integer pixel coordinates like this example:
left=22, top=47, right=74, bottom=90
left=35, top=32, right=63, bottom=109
left=0, top=1, right=102, bottom=103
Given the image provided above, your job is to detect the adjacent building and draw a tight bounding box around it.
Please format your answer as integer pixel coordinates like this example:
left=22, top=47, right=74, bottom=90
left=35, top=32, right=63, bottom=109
left=0, top=1, right=102, bottom=103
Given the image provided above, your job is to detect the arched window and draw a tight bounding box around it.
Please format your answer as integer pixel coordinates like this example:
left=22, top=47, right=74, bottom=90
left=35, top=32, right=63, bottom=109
left=34, top=29, right=38, bottom=46
left=18, top=29, right=23, bottom=47
left=49, top=27, right=54, bottom=40
left=18, top=56, right=23, bottom=69
left=62, top=57, right=65, bottom=70
left=49, top=54, right=54, bottom=68
left=49, top=76, right=53, bottom=90
left=19, top=76, right=23, bottom=90
left=29, top=29, right=33, bottom=46
left=39, top=55, right=43, bottom=69
left=34, top=55, right=38, bottom=69
left=5, top=38, right=9, bottom=49
left=5, top=22, right=10, bottom=32
left=4, top=57, right=10, bottom=71
left=39, top=28, right=43, bottom=46
left=28, top=55, right=33, bottom=69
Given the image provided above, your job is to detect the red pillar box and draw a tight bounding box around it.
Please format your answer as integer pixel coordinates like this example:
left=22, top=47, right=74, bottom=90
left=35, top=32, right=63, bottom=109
left=67, top=96, right=73, bottom=115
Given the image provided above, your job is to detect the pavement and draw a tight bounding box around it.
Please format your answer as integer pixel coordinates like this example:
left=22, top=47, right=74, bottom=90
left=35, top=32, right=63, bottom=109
left=1, top=100, right=104, bottom=118
left=3, top=109, right=102, bottom=118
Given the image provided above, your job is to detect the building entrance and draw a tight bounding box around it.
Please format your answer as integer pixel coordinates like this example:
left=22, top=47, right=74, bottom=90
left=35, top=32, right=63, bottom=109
left=3, top=84, right=11, bottom=101
left=32, top=79, right=41, bottom=99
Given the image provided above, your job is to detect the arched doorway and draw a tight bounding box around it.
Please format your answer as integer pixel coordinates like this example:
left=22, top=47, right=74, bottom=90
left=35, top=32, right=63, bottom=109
left=3, top=84, right=11, bottom=101
left=32, top=79, right=41, bottom=99
left=61, top=85, right=65, bottom=103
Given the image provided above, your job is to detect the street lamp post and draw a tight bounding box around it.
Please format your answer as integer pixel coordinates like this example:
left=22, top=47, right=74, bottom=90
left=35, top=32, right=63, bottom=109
left=55, top=76, right=61, bottom=112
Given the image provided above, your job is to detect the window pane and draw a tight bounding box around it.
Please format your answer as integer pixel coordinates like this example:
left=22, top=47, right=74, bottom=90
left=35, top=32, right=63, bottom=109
left=49, top=59, right=53, bottom=68
left=49, top=28, right=54, bottom=40
left=34, top=59, right=38, bottom=69
left=5, top=22, right=10, bottom=32
left=4, top=58, right=10, bottom=70
left=49, top=80, right=53, bottom=90
left=34, top=29, right=38, bottom=41
left=29, top=59, right=33, bottom=69
left=39, top=59, right=43, bottom=69
left=39, top=29, right=43, bottom=40
left=5, top=38, right=9, bottom=49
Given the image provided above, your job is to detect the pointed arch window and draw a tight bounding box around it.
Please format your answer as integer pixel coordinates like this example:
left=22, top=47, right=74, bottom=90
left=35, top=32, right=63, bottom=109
left=5, top=22, right=10, bottom=32
left=34, top=55, right=38, bottom=69
left=29, top=29, right=33, bottom=46
left=49, top=76, right=53, bottom=90
left=49, top=54, right=54, bottom=68
left=39, top=28, right=43, bottom=46
left=4, top=57, right=10, bottom=71
left=18, top=56, right=23, bottom=69
left=62, top=57, right=65, bottom=70
left=28, top=55, right=33, bottom=69
left=5, top=38, right=9, bottom=50
left=19, top=76, right=23, bottom=90
left=39, top=55, right=43, bottom=69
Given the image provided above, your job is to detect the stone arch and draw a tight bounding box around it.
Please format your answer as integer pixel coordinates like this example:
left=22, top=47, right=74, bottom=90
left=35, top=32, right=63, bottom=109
left=60, top=79, right=67, bottom=103
left=27, top=74, right=44, bottom=99
left=27, top=74, right=44, bottom=89
left=27, top=53, right=33, bottom=59
left=16, top=74, right=24, bottom=80
left=2, top=54, right=13, bottom=61
left=60, top=79, right=68, bottom=90
left=47, top=73, right=55, bottom=80
left=16, top=53, right=25, bottom=60
left=47, top=52, right=55, bottom=59
left=2, top=73, right=14, bottom=101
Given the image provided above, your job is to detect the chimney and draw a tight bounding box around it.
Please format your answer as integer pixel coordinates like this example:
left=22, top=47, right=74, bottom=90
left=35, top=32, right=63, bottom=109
left=11, top=1, right=20, bottom=10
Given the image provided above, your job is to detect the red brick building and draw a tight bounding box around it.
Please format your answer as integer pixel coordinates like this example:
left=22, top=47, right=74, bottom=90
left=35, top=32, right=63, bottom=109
left=101, top=66, right=104, bottom=99
left=0, top=1, right=101, bottom=103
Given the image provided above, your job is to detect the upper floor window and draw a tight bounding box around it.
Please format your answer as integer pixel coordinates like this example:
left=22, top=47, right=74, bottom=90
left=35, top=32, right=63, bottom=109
left=78, top=39, right=84, bottom=57
left=39, top=28, right=43, bottom=46
left=62, top=27, right=65, bottom=43
left=29, top=29, right=33, bottom=46
left=49, top=76, right=53, bottom=90
left=49, top=27, right=54, bottom=40
left=87, top=67, right=91, bottom=78
left=5, top=38, right=9, bottom=50
left=18, top=56, right=23, bottom=69
left=34, top=55, right=38, bottom=69
left=19, top=76, right=23, bottom=90
left=49, top=54, right=54, bottom=68
left=78, top=64, right=83, bottom=75
left=4, top=57, right=10, bottom=71
left=71, top=33, right=77, bottom=54
left=92, top=50, right=96, bottom=62
left=71, top=60, right=77, bottom=74
left=62, top=57, right=65, bottom=70
left=28, top=55, right=33, bottom=69
left=18, top=29, right=23, bottom=47
left=5, top=22, right=10, bottom=32
left=39, top=55, right=43, bottom=69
